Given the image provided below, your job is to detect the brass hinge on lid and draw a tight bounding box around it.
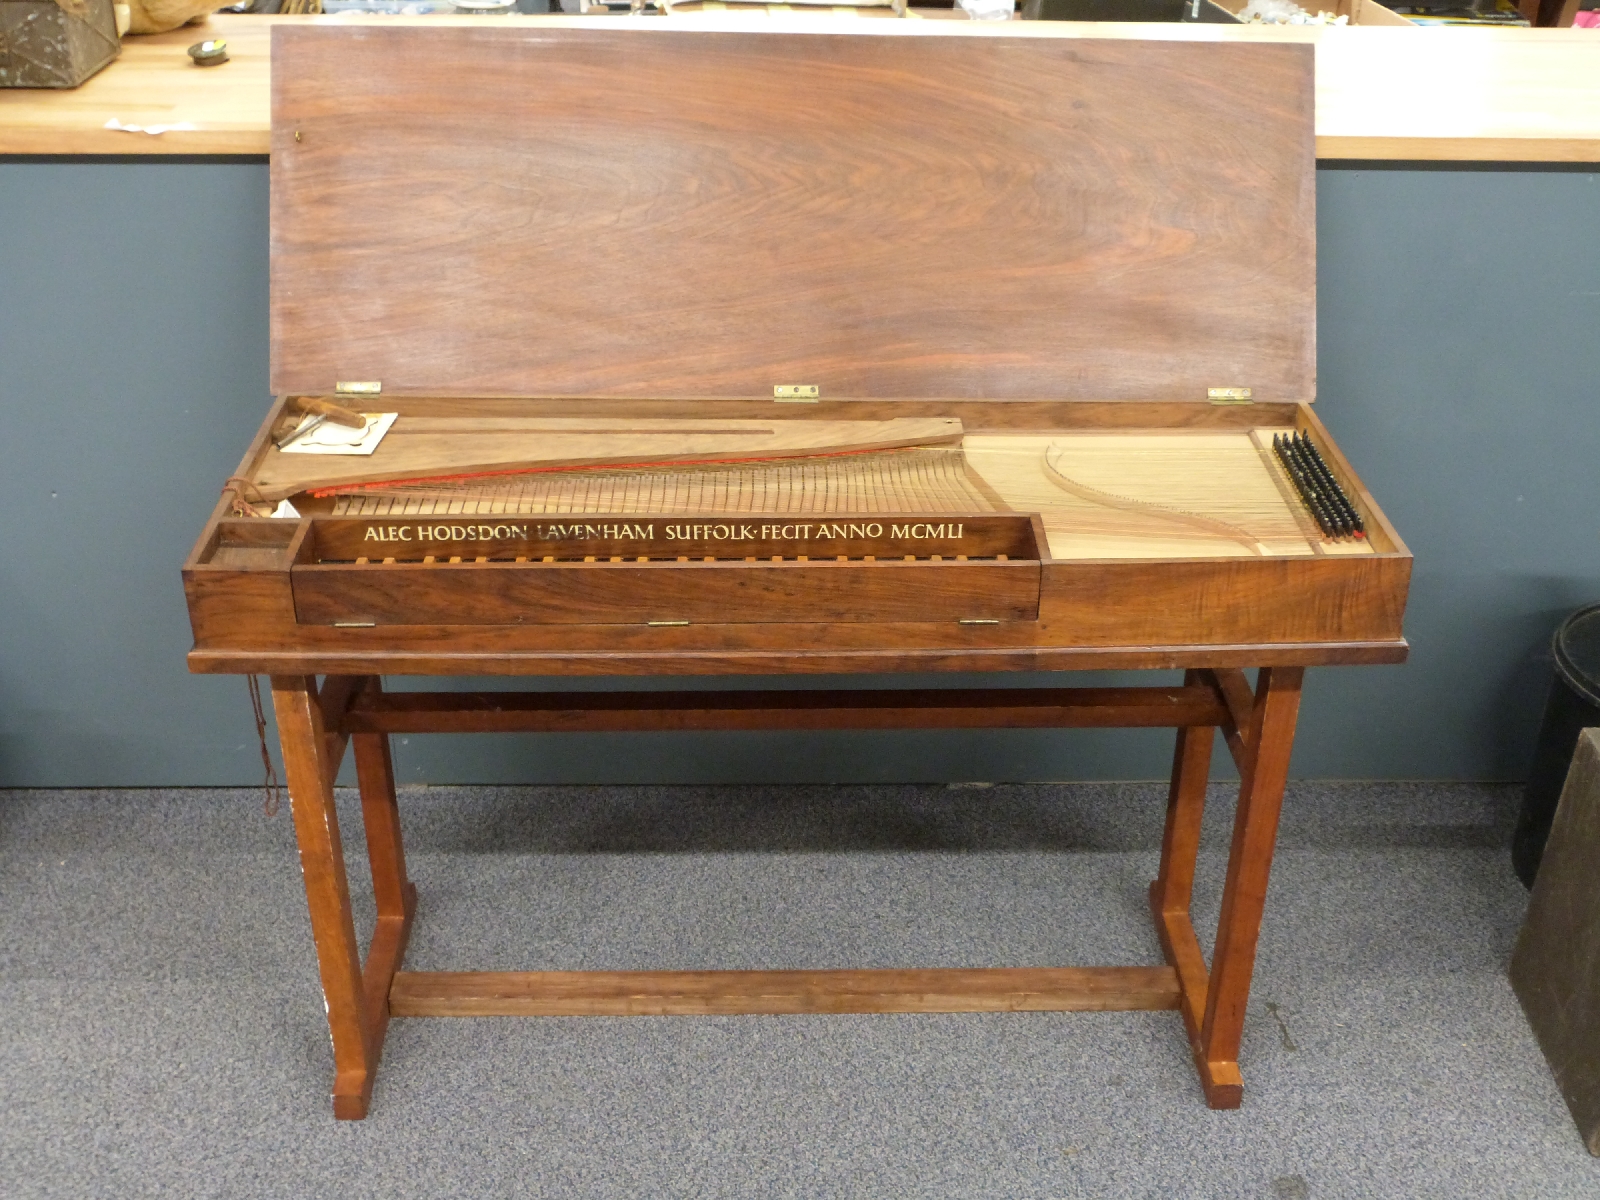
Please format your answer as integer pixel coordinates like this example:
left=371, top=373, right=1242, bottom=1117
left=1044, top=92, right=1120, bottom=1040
left=1208, top=387, right=1253, bottom=405
left=336, top=381, right=382, bottom=397
left=774, top=385, right=819, bottom=403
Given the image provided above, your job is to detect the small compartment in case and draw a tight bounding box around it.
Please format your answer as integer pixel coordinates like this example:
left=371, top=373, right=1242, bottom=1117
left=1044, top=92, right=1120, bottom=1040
left=192, top=520, right=304, bottom=571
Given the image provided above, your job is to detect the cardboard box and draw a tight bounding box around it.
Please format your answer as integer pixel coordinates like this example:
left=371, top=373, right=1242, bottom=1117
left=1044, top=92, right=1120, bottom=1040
left=0, top=0, right=119, bottom=88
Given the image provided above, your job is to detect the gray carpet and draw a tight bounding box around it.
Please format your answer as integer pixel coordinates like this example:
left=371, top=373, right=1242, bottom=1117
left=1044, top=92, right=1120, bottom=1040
left=2, top=780, right=1596, bottom=1198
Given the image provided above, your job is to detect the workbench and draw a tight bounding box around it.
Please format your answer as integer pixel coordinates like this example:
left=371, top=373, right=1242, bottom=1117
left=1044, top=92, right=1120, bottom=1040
left=4, top=15, right=1600, bottom=161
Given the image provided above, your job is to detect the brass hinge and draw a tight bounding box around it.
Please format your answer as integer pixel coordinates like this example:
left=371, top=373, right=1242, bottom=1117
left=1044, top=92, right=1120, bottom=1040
left=336, top=381, right=382, bottom=396
left=774, top=384, right=819, bottom=403
left=1208, top=387, right=1253, bottom=405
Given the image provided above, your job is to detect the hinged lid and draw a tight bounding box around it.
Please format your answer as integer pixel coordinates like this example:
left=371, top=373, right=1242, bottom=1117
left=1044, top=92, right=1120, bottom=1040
left=270, top=23, right=1315, bottom=402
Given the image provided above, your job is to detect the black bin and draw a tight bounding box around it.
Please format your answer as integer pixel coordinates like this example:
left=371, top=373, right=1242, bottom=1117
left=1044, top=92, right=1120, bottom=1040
left=1513, top=602, right=1600, bottom=888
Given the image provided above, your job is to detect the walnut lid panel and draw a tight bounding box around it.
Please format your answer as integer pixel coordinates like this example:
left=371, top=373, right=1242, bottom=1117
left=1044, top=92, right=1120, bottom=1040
left=269, top=25, right=1315, bottom=403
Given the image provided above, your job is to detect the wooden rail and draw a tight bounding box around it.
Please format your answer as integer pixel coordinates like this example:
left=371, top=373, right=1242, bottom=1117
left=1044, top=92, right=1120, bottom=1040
left=390, top=967, right=1182, bottom=1017
left=338, top=686, right=1230, bottom=734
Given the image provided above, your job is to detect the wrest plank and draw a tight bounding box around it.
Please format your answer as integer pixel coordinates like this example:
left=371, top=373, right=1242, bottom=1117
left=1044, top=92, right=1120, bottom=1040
left=388, top=967, right=1182, bottom=1017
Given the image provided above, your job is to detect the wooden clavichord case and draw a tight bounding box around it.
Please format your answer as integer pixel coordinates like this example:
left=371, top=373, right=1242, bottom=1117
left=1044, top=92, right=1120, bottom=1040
left=184, top=22, right=1408, bottom=673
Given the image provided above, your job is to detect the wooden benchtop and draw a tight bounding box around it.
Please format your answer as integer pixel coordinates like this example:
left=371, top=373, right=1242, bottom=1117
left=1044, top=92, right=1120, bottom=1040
left=0, top=18, right=272, bottom=155
left=1, top=14, right=1598, bottom=161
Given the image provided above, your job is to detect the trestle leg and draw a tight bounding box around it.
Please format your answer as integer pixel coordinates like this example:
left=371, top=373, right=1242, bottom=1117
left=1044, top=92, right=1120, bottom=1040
left=272, top=674, right=412, bottom=1120
left=1150, top=671, right=1220, bottom=1093
left=1150, top=666, right=1305, bottom=1109
left=353, top=679, right=417, bottom=1107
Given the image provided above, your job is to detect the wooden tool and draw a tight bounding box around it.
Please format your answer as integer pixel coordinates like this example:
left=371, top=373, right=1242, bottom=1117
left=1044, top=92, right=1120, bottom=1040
left=183, top=24, right=1410, bottom=1121
left=273, top=395, right=369, bottom=448
left=288, top=395, right=366, bottom=428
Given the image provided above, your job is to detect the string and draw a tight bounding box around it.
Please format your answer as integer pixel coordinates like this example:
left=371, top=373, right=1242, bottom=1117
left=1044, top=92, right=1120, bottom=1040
left=309, top=444, right=935, bottom=498
left=222, top=476, right=267, bottom=518
left=246, top=676, right=284, bottom=817
left=327, top=448, right=991, bottom=517
left=1040, top=444, right=1268, bottom=555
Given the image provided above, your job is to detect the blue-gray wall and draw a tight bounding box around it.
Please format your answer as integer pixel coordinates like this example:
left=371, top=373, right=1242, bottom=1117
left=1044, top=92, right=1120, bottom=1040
left=1, top=158, right=1596, bottom=787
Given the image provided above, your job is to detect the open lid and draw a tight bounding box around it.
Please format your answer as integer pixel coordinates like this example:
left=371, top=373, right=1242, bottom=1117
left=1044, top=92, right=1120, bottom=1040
left=270, top=23, right=1315, bottom=402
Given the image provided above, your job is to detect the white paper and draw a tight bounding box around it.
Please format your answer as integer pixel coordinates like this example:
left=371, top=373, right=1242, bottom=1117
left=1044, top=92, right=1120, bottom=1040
left=105, top=119, right=200, bottom=136
left=278, top=412, right=398, bottom=456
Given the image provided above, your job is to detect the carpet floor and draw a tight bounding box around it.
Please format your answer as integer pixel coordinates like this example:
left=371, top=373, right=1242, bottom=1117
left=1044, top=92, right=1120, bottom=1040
left=2, top=780, right=1595, bottom=1199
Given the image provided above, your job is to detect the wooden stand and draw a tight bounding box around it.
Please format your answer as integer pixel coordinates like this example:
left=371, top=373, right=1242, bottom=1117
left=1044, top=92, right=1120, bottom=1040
left=271, top=666, right=1301, bottom=1120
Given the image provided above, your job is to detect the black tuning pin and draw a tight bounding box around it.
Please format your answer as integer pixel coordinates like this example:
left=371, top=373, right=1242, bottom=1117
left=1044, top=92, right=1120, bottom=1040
left=1293, top=433, right=1365, bottom=539
left=1274, top=432, right=1365, bottom=542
